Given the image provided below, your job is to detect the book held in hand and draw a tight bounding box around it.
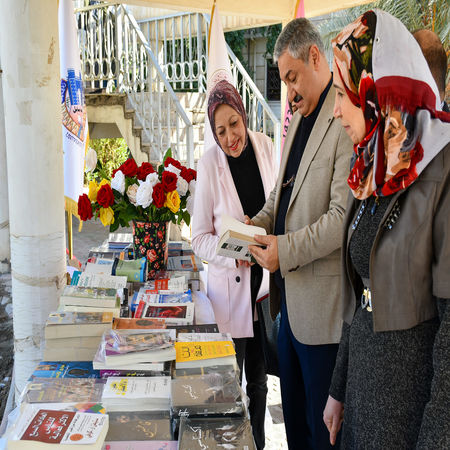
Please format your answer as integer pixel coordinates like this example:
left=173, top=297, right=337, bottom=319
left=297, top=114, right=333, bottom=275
left=216, top=214, right=267, bottom=261
left=7, top=404, right=109, bottom=449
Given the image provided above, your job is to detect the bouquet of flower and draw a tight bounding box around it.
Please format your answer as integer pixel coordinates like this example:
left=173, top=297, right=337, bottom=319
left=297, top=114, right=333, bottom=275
left=77, top=150, right=196, bottom=232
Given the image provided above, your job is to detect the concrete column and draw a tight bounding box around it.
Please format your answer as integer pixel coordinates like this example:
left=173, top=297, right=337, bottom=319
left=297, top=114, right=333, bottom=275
left=0, top=56, right=10, bottom=274
left=0, top=0, right=66, bottom=396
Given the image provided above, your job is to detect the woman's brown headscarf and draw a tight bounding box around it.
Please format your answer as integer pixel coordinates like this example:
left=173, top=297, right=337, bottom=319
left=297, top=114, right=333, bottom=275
left=207, top=80, right=248, bottom=150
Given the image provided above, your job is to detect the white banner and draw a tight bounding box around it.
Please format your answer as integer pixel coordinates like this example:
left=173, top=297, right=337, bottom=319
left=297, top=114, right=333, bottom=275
left=59, top=0, right=88, bottom=204
left=203, top=3, right=234, bottom=153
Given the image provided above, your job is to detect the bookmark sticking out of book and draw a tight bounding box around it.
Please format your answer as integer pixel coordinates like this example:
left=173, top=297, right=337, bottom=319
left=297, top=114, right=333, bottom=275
left=216, top=215, right=267, bottom=261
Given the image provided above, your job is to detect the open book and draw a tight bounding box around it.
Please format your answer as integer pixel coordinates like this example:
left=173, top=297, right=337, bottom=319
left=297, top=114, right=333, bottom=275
left=216, top=215, right=266, bottom=261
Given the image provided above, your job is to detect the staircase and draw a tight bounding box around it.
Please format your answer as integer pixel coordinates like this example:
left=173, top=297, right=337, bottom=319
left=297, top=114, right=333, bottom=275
left=76, top=4, right=280, bottom=167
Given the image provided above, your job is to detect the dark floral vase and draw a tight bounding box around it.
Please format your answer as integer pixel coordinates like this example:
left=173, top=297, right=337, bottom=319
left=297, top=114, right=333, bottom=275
left=131, top=221, right=169, bottom=280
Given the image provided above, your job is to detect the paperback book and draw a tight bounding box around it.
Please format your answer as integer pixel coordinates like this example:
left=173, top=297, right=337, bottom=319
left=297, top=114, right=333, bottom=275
left=102, top=441, right=177, bottom=450
left=102, top=377, right=171, bottom=411
left=177, top=332, right=232, bottom=342
left=76, top=273, right=128, bottom=290
left=216, top=215, right=266, bottom=262
left=60, top=297, right=121, bottom=318
left=112, top=258, right=147, bottom=282
left=166, top=324, right=219, bottom=335
left=112, top=317, right=166, bottom=330
left=167, top=255, right=204, bottom=272
left=105, top=411, right=172, bottom=441
left=174, top=340, right=236, bottom=369
left=60, top=286, right=118, bottom=308
left=29, top=362, right=100, bottom=380
left=171, top=372, right=245, bottom=418
left=8, top=404, right=109, bottom=450
left=99, top=329, right=176, bottom=366
left=45, top=312, right=113, bottom=339
left=23, top=378, right=105, bottom=404
left=98, top=362, right=171, bottom=379
left=178, top=417, right=255, bottom=450
left=143, top=303, right=194, bottom=325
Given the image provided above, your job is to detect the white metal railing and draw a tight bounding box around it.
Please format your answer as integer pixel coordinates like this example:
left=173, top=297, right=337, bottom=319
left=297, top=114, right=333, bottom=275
left=139, top=12, right=281, bottom=156
left=77, top=4, right=194, bottom=167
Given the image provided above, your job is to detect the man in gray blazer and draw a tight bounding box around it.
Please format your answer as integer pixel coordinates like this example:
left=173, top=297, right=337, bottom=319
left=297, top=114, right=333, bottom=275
left=248, top=18, right=352, bottom=449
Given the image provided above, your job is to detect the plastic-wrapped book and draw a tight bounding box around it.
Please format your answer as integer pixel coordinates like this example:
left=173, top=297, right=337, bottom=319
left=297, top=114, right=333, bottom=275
left=178, top=416, right=256, bottom=449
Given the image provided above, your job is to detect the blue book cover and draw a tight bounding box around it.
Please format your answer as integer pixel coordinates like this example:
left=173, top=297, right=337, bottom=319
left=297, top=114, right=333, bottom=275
left=29, top=361, right=100, bottom=380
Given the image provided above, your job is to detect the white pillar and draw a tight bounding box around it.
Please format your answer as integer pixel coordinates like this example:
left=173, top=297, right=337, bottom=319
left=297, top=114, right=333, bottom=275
left=0, top=0, right=66, bottom=396
left=0, top=55, right=10, bottom=274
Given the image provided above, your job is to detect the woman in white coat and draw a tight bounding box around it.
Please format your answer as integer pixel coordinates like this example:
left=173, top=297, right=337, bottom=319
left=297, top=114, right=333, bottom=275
left=192, top=80, right=277, bottom=449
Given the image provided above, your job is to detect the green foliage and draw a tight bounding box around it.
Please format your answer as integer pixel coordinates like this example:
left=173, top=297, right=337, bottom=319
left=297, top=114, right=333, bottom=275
left=86, top=138, right=129, bottom=182
left=317, top=0, right=449, bottom=100
left=262, top=24, right=282, bottom=59
left=318, top=0, right=449, bottom=51
left=225, top=29, right=254, bottom=76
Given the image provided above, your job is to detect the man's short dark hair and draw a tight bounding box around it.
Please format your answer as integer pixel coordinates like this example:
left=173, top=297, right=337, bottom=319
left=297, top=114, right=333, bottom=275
left=274, top=18, right=325, bottom=63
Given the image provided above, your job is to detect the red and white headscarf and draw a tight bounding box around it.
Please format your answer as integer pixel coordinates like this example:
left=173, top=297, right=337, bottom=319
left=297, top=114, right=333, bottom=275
left=332, top=9, right=450, bottom=199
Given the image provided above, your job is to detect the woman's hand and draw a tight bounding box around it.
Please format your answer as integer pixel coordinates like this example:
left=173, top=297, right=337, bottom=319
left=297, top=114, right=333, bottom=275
left=323, top=395, right=344, bottom=446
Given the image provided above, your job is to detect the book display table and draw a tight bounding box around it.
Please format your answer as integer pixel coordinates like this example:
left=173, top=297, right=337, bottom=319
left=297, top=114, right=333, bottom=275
left=2, top=236, right=256, bottom=450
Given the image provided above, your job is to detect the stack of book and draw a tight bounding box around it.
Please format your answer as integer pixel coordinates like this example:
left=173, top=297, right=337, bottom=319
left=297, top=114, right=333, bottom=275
left=132, top=289, right=195, bottom=325
left=59, top=286, right=121, bottom=318
left=93, top=329, right=176, bottom=377
left=101, top=376, right=171, bottom=411
left=171, top=371, right=245, bottom=418
left=43, top=311, right=113, bottom=361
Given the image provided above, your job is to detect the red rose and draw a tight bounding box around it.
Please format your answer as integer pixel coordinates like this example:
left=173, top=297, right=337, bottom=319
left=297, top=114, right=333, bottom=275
left=97, top=184, right=115, bottom=208
left=144, top=235, right=150, bottom=244
left=137, top=162, right=155, bottom=181
left=117, top=158, right=138, bottom=177
left=77, top=194, right=93, bottom=221
left=161, top=171, right=177, bottom=192
left=180, top=167, right=197, bottom=183
left=152, top=183, right=165, bottom=208
left=157, top=230, right=163, bottom=240
left=147, top=249, right=157, bottom=263
left=164, top=157, right=182, bottom=169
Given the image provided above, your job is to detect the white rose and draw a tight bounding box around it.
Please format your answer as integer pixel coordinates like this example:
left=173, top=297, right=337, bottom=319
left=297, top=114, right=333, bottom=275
left=126, top=183, right=139, bottom=205
left=177, top=176, right=189, bottom=197
left=136, top=181, right=153, bottom=208
left=111, top=170, right=125, bottom=195
left=186, top=195, right=195, bottom=216
left=85, top=147, right=97, bottom=172
left=165, top=163, right=181, bottom=177
left=145, top=172, right=159, bottom=187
